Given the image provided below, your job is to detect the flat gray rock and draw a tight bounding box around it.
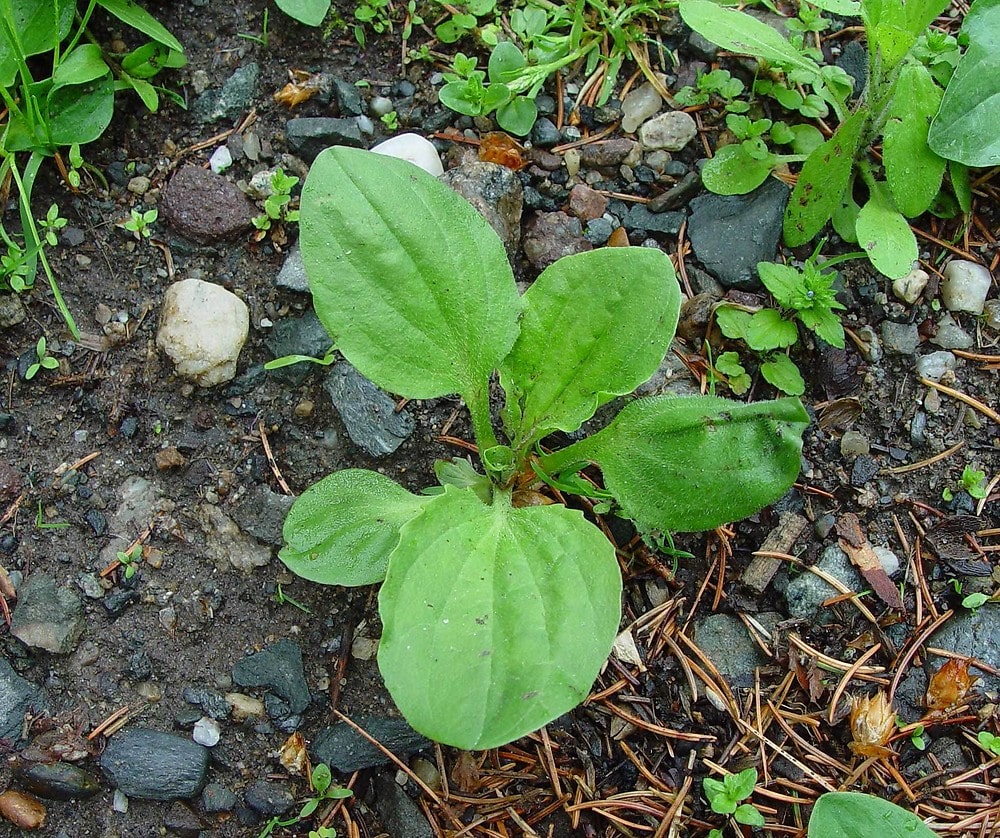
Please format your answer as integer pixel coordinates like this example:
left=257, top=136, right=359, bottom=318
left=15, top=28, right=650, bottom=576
left=286, top=118, right=364, bottom=163
left=312, top=716, right=430, bottom=772
left=0, top=659, right=49, bottom=743
left=373, top=772, right=434, bottom=838
left=232, top=639, right=310, bottom=714
left=193, top=63, right=259, bottom=124
left=687, top=178, right=788, bottom=290
left=101, top=729, right=210, bottom=800
left=323, top=363, right=415, bottom=457
left=11, top=574, right=84, bottom=654
left=692, top=613, right=767, bottom=688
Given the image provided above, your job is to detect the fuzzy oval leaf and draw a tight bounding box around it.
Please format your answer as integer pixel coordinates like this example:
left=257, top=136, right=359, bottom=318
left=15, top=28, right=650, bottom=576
left=761, top=353, right=805, bottom=395
left=573, top=395, right=809, bottom=532
left=679, top=0, right=818, bottom=76
left=883, top=65, right=945, bottom=217
left=808, top=792, right=937, bottom=838
left=702, top=145, right=774, bottom=195
left=276, top=0, right=332, bottom=26
left=378, top=489, right=622, bottom=750
left=301, top=147, right=521, bottom=401
left=745, top=309, right=798, bottom=351
left=784, top=110, right=866, bottom=247
left=927, top=0, right=1000, bottom=166
left=279, top=469, right=427, bottom=586
left=500, top=248, right=680, bottom=445
left=855, top=186, right=918, bottom=278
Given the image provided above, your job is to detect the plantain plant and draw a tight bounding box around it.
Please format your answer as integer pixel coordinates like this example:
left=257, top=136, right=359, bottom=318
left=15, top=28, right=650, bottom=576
left=278, top=146, right=808, bottom=750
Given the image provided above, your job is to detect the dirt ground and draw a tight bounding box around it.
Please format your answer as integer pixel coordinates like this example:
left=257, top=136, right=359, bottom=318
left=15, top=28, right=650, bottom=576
left=1, top=0, right=998, bottom=835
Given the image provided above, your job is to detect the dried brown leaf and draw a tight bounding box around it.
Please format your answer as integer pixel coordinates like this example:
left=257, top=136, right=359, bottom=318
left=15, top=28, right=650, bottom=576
left=836, top=513, right=903, bottom=610
left=279, top=731, right=309, bottom=776
left=849, top=691, right=895, bottom=758
left=926, top=657, right=977, bottom=713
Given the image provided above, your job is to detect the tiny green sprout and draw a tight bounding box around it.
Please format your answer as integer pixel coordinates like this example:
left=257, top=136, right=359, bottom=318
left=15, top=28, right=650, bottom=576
left=257, top=763, right=351, bottom=838
left=380, top=110, right=399, bottom=131
left=35, top=502, right=70, bottom=530
left=116, top=544, right=143, bottom=580
left=38, top=204, right=68, bottom=247
left=951, top=579, right=963, bottom=595
left=977, top=731, right=1000, bottom=757
left=961, top=466, right=989, bottom=500
left=962, top=592, right=991, bottom=613
left=910, top=723, right=927, bottom=751
left=2, top=244, right=32, bottom=293
left=254, top=169, right=300, bottom=232
left=273, top=583, right=313, bottom=614
left=265, top=346, right=337, bottom=371
left=703, top=767, right=765, bottom=829
left=123, top=208, right=158, bottom=239
left=25, top=337, right=60, bottom=380
left=67, top=143, right=84, bottom=189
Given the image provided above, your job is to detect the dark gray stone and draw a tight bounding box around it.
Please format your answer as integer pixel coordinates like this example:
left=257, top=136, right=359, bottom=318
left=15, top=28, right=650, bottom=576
left=440, top=162, right=523, bottom=257
left=232, top=485, right=295, bottom=546
left=286, top=118, right=364, bottom=163
left=530, top=117, right=560, bottom=147
left=232, top=639, right=310, bottom=714
left=522, top=211, right=592, bottom=271
left=323, top=363, right=415, bottom=457
left=880, top=320, right=919, bottom=355
left=202, top=782, right=239, bottom=813
left=623, top=204, right=685, bottom=237
left=850, top=455, right=880, bottom=486
left=782, top=544, right=897, bottom=620
left=584, top=217, right=613, bottom=245
left=161, top=166, right=254, bottom=245
left=687, top=178, right=789, bottom=290
left=0, top=659, right=49, bottom=743
left=274, top=243, right=309, bottom=294
left=17, top=761, right=100, bottom=800
left=100, top=729, right=210, bottom=800
left=244, top=779, right=294, bottom=816
left=11, top=574, right=84, bottom=654
left=372, top=772, right=434, bottom=838
left=692, top=613, right=767, bottom=689
left=193, top=63, right=259, bottom=124
left=930, top=608, right=1000, bottom=691
left=578, top=138, right=637, bottom=169
left=265, top=309, right=333, bottom=385
left=183, top=686, right=231, bottom=720
left=312, top=716, right=430, bottom=772
left=333, top=77, right=364, bottom=115
left=648, top=171, right=702, bottom=212
left=163, top=800, right=205, bottom=836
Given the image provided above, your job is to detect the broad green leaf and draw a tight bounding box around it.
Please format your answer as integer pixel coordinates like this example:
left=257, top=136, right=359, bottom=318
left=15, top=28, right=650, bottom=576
left=52, top=45, right=110, bottom=88
left=758, top=262, right=804, bottom=309
left=500, top=248, right=680, bottom=446
left=121, top=43, right=187, bottom=79
left=0, top=0, right=74, bottom=86
left=808, top=792, right=936, bottom=838
left=746, top=309, right=798, bottom=351
left=496, top=96, right=537, bottom=136
left=761, top=354, right=805, bottom=395
left=97, top=0, right=185, bottom=52
left=276, top=0, right=331, bottom=24
left=862, top=0, right=948, bottom=67
left=433, top=458, right=492, bottom=504
left=488, top=41, right=525, bottom=83
left=784, top=110, right=866, bottom=247
left=728, top=769, right=757, bottom=802
left=715, top=306, right=752, bottom=341
left=48, top=78, right=116, bottom=147
left=810, top=0, right=860, bottom=15
left=928, top=0, right=1000, bottom=166
left=702, top=145, right=774, bottom=195
left=883, top=64, right=945, bottom=217
left=378, top=489, right=621, bottom=749
left=831, top=178, right=861, bottom=243
left=301, top=147, right=522, bottom=402
left=122, top=74, right=159, bottom=113
left=735, top=804, right=766, bottom=827
left=554, top=395, right=809, bottom=532
left=949, top=160, right=971, bottom=213
left=680, top=0, right=820, bottom=76
left=280, top=469, right=427, bottom=586
left=855, top=184, right=917, bottom=278
left=798, top=307, right=845, bottom=347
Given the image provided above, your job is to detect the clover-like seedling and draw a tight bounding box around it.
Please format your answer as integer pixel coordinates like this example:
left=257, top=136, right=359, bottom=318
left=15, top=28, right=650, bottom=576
left=116, top=544, right=143, bottom=580
left=122, top=208, right=158, bottom=240
left=704, top=767, right=765, bottom=833
left=278, top=146, right=808, bottom=750
left=25, top=337, right=59, bottom=380
left=978, top=731, right=1000, bottom=757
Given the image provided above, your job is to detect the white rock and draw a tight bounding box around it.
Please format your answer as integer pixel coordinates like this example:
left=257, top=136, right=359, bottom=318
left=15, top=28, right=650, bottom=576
left=915, top=350, right=957, bottom=382
left=941, top=260, right=993, bottom=314
left=193, top=716, right=221, bottom=747
left=370, top=133, right=443, bottom=176
left=639, top=111, right=697, bottom=151
left=209, top=145, right=233, bottom=174
left=226, top=692, right=266, bottom=721
left=892, top=267, right=928, bottom=304
left=370, top=95, right=394, bottom=117
left=156, top=278, right=249, bottom=387
left=621, top=81, right=662, bottom=134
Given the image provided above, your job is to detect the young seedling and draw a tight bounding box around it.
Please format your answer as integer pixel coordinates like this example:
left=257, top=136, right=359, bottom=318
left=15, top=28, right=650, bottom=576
left=703, top=767, right=765, bottom=835
left=257, top=763, right=350, bottom=838
left=25, top=337, right=59, bottom=380
left=37, top=204, right=67, bottom=247
left=379, top=111, right=399, bottom=132
left=961, top=592, right=991, bottom=613
left=253, top=168, right=300, bottom=234
left=942, top=465, right=989, bottom=501
left=977, top=731, right=1000, bottom=757
left=122, top=208, right=158, bottom=240
left=278, top=147, right=808, bottom=749
left=116, top=544, right=143, bottom=580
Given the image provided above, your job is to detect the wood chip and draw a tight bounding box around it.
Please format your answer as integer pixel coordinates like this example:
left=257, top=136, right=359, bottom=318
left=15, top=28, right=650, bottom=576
left=836, top=513, right=903, bottom=610
left=741, top=512, right=808, bottom=594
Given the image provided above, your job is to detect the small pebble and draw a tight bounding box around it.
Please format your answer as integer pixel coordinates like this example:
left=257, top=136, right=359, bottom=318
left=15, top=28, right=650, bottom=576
left=294, top=401, right=313, bottom=418
left=193, top=716, right=221, bottom=747
left=941, top=260, right=992, bottom=314
left=112, top=790, right=129, bottom=813
left=370, top=95, right=394, bottom=116
left=620, top=81, right=662, bottom=134
left=209, top=146, right=233, bottom=174
left=127, top=176, right=151, bottom=195
left=892, top=267, right=928, bottom=304
left=984, top=299, right=1000, bottom=330
left=915, top=350, right=957, bottom=382
left=840, top=430, right=870, bottom=458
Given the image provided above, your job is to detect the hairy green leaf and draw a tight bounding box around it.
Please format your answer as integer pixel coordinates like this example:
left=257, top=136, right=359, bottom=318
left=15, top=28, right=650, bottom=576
left=784, top=110, right=866, bottom=246
left=551, top=395, right=809, bottom=532
left=808, top=792, right=937, bottom=838
left=279, top=469, right=428, bottom=586
left=862, top=0, right=949, bottom=67
left=883, top=65, right=945, bottom=217
left=855, top=184, right=918, bottom=278
left=680, top=0, right=819, bottom=76
left=301, top=147, right=521, bottom=402
left=97, top=0, right=185, bottom=53
left=702, top=145, right=774, bottom=195
left=378, top=489, right=621, bottom=750
left=927, top=0, right=1000, bottom=166
left=276, top=0, right=332, bottom=26
left=745, top=309, right=798, bottom=351
left=799, top=307, right=845, bottom=347
left=761, top=353, right=805, bottom=395
left=500, top=248, right=680, bottom=446
left=715, top=306, right=752, bottom=342
left=758, top=263, right=804, bottom=309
